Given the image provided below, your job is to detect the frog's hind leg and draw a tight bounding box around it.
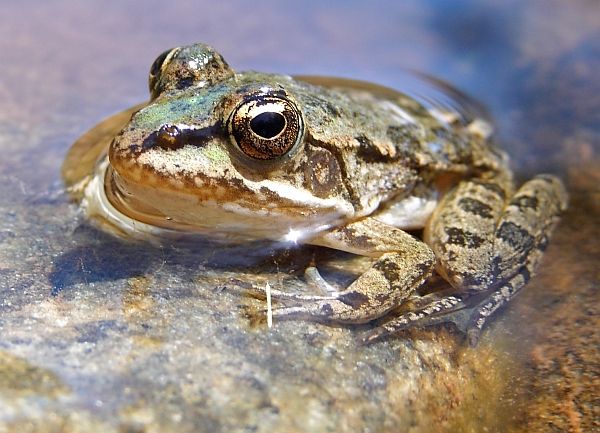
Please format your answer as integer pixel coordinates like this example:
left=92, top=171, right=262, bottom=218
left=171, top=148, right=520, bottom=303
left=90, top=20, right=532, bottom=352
left=269, top=218, right=437, bottom=324
left=363, top=175, right=567, bottom=345
left=360, top=259, right=537, bottom=346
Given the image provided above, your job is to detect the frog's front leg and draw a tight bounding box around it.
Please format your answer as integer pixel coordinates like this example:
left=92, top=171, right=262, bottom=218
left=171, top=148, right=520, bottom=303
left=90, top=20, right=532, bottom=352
left=271, top=218, right=436, bottom=323
left=363, top=175, right=568, bottom=345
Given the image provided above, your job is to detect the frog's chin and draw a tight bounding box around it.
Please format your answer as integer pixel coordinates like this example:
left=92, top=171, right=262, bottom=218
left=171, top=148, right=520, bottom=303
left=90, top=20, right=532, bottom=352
left=83, top=159, right=348, bottom=244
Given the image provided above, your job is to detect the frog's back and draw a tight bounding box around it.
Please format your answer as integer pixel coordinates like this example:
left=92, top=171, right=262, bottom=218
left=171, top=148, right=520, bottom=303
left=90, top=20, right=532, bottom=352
left=291, top=75, right=510, bottom=215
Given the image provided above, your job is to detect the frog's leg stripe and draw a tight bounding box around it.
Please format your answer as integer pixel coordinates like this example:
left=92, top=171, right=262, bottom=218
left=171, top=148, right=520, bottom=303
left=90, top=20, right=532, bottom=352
left=425, top=179, right=508, bottom=290
left=427, top=175, right=566, bottom=292
left=487, top=175, right=567, bottom=287
left=372, top=175, right=567, bottom=343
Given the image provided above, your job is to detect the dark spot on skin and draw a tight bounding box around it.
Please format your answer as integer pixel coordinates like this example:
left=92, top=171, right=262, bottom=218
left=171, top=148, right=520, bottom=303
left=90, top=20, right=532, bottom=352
left=338, top=291, right=370, bottom=308
left=472, top=180, right=506, bottom=199
left=416, top=261, right=433, bottom=274
left=519, top=266, right=531, bottom=284
left=350, top=234, right=374, bottom=249
left=496, top=221, right=535, bottom=252
left=374, top=293, right=390, bottom=304
left=355, top=135, right=389, bottom=163
left=176, top=76, right=194, bottom=90
left=513, top=195, right=538, bottom=210
left=446, top=250, right=459, bottom=263
left=320, top=303, right=334, bottom=315
left=373, top=258, right=402, bottom=283
left=305, top=147, right=342, bottom=198
left=339, top=226, right=374, bottom=250
left=445, top=227, right=485, bottom=248
left=459, top=273, right=489, bottom=289
left=458, top=197, right=494, bottom=218
left=489, top=256, right=504, bottom=282
left=258, top=186, right=281, bottom=201
left=212, top=176, right=250, bottom=196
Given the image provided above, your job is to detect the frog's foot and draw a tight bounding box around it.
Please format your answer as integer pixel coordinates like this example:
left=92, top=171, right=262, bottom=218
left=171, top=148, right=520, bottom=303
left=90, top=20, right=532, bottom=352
left=266, top=218, right=437, bottom=324
left=224, top=277, right=331, bottom=302
left=359, top=293, right=470, bottom=345
left=360, top=271, right=527, bottom=346
left=269, top=252, right=432, bottom=323
left=257, top=266, right=344, bottom=318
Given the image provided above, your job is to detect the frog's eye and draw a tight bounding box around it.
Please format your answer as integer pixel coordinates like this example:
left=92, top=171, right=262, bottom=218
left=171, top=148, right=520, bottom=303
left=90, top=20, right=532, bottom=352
left=148, top=47, right=179, bottom=98
left=148, top=43, right=233, bottom=99
left=229, top=94, right=304, bottom=160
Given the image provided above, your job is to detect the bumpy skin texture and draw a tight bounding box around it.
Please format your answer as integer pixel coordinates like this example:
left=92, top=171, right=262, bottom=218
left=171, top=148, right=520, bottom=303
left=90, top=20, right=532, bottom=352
left=64, top=43, right=568, bottom=345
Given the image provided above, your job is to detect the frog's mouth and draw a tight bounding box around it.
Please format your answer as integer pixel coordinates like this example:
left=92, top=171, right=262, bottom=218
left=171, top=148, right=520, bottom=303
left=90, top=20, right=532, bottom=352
left=91, top=158, right=353, bottom=243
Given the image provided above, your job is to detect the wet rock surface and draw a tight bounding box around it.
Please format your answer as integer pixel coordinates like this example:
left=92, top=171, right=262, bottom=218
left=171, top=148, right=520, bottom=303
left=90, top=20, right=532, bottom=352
left=0, top=185, right=522, bottom=432
left=0, top=1, right=598, bottom=432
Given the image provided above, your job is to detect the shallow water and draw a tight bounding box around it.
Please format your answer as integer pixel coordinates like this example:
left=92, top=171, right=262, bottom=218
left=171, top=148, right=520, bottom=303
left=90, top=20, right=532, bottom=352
left=1, top=1, right=598, bottom=432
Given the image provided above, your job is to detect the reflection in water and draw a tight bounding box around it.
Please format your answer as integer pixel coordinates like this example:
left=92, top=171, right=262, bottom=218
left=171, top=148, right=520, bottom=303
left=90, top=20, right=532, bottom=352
left=49, top=224, right=316, bottom=296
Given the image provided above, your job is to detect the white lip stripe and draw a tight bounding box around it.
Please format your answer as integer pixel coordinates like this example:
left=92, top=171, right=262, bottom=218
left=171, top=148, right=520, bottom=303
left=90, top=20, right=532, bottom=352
left=255, top=179, right=354, bottom=214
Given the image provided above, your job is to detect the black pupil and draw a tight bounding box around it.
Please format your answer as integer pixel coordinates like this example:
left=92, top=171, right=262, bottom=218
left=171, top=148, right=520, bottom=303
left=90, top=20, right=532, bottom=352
left=250, top=112, right=286, bottom=139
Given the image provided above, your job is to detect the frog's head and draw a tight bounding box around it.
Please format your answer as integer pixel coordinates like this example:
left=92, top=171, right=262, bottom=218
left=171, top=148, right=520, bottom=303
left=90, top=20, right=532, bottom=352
left=107, top=43, right=354, bottom=241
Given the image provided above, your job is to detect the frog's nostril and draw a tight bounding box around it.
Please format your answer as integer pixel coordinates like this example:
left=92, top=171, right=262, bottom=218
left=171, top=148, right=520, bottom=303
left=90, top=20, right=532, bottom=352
left=250, top=112, right=286, bottom=139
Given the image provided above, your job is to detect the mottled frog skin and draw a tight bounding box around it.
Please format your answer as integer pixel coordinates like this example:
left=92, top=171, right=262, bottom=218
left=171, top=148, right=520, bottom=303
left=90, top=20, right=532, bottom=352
left=63, top=43, right=568, bottom=345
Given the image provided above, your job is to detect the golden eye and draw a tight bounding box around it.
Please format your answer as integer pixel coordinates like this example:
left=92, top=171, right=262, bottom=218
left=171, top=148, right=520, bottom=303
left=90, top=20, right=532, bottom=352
left=229, top=93, right=304, bottom=160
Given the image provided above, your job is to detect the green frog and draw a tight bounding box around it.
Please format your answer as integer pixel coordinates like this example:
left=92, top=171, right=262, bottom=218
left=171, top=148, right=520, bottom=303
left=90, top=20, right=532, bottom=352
left=62, top=43, right=567, bottom=345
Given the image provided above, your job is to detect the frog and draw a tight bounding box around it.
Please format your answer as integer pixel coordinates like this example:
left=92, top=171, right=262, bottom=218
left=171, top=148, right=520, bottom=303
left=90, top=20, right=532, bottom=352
left=62, top=42, right=568, bottom=346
